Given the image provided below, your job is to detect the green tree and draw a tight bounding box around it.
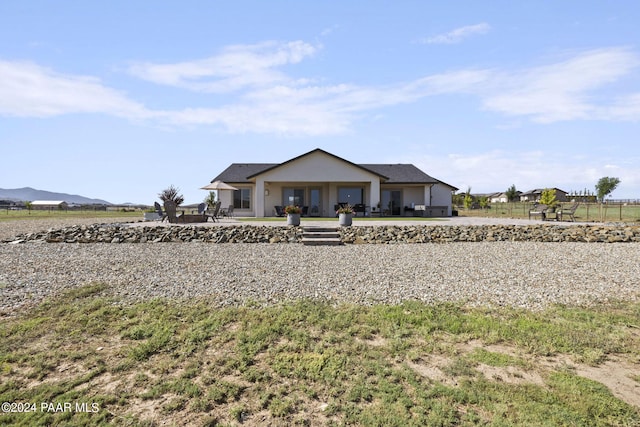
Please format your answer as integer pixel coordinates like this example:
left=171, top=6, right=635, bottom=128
left=203, top=191, right=216, bottom=209
left=463, top=187, right=473, bottom=210
left=595, top=177, right=621, bottom=202
left=505, top=184, right=519, bottom=202
left=452, top=192, right=464, bottom=207
left=478, top=196, right=489, bottom=210
left=539, top=188, right=557, bottom=207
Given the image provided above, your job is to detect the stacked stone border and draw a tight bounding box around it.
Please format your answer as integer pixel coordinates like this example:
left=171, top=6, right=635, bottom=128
left=4, top=223, right=640, bottom=244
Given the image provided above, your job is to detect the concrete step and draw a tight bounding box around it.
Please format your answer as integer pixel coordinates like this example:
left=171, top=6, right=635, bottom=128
left=301, top=226, right=343, bottom=246
left=302, top=226, right=339, bottom=233
left=301, top=238, right=343, bottom=246
left=303, top=231, right=340, bottom=239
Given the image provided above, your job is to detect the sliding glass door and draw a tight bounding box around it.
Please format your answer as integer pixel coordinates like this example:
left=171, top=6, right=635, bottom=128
left=309, top=188, right=322, bottom=216
left=283, top=188, right=305, bottom=207
left=381, top=190, right=401, bottom=215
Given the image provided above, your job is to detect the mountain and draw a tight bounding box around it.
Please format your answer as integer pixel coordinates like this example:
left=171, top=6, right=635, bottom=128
left=0, top=187, right=112, bottom=205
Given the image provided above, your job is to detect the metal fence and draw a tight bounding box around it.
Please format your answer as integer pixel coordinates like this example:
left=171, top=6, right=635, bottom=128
left=460, top=202, right=640, bottom=223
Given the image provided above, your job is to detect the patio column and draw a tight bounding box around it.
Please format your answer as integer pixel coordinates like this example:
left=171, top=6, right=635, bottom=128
left=329, top=184, right=337, bottom=213
left=370, top=179, right=380, bottom=214
left=255, top=179, right=265, bottom=217
left=424, top=185, right=432, bottom=207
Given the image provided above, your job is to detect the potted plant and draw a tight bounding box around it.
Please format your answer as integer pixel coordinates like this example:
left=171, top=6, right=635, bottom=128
left=284, top=205, right=302, bottom=226
left=336, top=204, right=354, bottom=226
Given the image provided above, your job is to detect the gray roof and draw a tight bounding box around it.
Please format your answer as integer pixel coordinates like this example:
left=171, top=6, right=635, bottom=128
left=213, top=163, right=277, bottom=183
left=522, top=188, right=567, bottom=195
left=360, top=164, right=439, bottom=184
left=211, top=149, right=458, bottom=190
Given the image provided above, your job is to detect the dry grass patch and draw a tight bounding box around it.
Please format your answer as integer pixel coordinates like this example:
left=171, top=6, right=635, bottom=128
left=1, top=287, right=639, bottom=426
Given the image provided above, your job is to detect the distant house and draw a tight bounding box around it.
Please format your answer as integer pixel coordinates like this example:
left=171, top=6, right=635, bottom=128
left=210, top=148, right=458, bottom=217
left=489, top=192, right=506, bottom=203
left=489, top=191, right=522, bottom=203
left=31, top=200, right=69, bottom=210
left=0, top=200, right=19, bottom=209
left=519, top=189, right=568, bottom=203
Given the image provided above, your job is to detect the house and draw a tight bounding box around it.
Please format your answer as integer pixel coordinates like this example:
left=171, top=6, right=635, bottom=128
left=489, top=192, right=508, bottom=203
left=210, top=148, right=458, bottom=218
left=489, top=191, right=522, bottom=203
left=519, top=188, right=568, bottom=203
left=0, top=200, right=22, bottom=210
left=30, top=200, right=69, bottom=210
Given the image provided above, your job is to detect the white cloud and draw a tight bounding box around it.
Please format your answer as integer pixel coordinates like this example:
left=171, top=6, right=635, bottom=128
left=604, top=93, right=640, bottom=121
left=420, top=23, right=491, bottom=45
left=128, top=40, right=319, bottom=93
left=1, top=43, right=639, bottom=135
left=159, top=103, right=351, bottom=136
left=0, top=60, right=150, bottom=119
left=480, top=48, right=640, bottom=123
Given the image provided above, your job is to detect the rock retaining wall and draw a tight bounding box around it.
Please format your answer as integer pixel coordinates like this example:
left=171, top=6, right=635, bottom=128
left=5, top=224, right=303, bottom=244
left=340, top=225, right=640, bottom=243
left=4, top=223, right=640, bottom=244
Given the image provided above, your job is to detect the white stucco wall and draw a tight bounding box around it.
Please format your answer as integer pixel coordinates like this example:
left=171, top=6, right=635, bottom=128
left=430, top=184, right=455, bottom=215
left=403, top=187, right=424, bottom=207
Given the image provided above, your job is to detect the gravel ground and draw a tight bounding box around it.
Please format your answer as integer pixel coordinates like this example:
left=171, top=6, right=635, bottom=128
left=2, top=218, right=640, bottom=314
left=2, top=240, right=639, bottom=314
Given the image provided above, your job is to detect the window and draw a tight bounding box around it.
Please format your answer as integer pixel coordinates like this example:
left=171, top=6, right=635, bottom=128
left=233, top=188, right=251, bottom=209
left=283, top=188, right=305, bottom=206
left=338, top=187, right=363, bottom=205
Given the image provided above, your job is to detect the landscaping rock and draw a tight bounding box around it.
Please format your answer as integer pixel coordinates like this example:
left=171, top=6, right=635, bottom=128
left=3, top=223, right=640, bottom=244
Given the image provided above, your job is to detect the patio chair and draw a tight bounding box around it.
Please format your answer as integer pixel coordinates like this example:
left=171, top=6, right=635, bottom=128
left=188, top=202, right=208, bottom=222
left=163, top=200, right=184, bottom=224
left=558, top=202, right=579, bottom=222
left=274, top=205, right=285, bottom=217
left=528, top=204, right=548, bottom=221
left=222, top=204, right=234, bottom=218
left=206, top=201, right=221, bottom=222
left=154, top=201, right=167, bottom=222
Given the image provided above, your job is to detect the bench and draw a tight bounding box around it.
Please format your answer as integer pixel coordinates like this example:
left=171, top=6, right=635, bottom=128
left=528, top=204, right=548, bottom=220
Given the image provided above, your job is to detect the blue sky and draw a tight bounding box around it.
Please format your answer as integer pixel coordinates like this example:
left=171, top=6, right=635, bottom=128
left=1, top=1, right=639, bottom=204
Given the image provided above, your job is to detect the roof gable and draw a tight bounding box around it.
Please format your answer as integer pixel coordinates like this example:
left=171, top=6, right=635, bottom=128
left=246, top=148, right=388, bottom=180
